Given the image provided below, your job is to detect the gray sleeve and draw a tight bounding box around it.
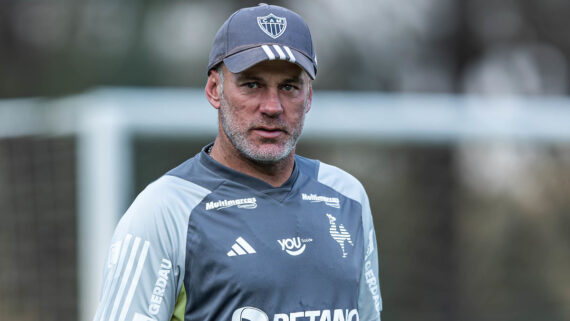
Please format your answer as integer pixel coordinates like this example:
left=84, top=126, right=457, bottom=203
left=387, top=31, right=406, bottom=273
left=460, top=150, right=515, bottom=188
left=92, top=176, right=210, bottom=321
left=317, top=162, right=382, bottom=321
left=357, top=192, right=382, bottom=321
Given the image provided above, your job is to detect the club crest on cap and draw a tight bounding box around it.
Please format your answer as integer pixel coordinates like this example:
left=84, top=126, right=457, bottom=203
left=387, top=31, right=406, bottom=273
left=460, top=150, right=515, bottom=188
left=257, top=13, right=287, bottom=39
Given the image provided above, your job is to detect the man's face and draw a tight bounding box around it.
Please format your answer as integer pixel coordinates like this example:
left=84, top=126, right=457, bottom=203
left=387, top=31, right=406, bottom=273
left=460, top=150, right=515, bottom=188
left=218, top=60, right=312, bottom=164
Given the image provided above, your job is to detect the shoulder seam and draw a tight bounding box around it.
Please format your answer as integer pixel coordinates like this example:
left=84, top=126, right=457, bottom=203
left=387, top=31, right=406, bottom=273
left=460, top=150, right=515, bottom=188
left=316, top=162, right=366, bottom=204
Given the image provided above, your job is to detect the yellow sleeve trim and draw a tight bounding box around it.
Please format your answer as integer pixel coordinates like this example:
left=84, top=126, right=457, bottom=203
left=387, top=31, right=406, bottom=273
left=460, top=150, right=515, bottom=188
left=170, top=284, right=186, bottom=321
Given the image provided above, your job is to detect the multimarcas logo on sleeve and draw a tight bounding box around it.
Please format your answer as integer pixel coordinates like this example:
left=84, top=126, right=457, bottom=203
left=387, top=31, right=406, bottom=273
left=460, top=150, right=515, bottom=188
left=232, top=306, right=359, bottom=321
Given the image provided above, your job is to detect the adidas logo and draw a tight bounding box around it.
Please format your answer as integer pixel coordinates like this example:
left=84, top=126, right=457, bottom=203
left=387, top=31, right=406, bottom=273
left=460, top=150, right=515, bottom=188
left=227, top=237, right=256, bottom=256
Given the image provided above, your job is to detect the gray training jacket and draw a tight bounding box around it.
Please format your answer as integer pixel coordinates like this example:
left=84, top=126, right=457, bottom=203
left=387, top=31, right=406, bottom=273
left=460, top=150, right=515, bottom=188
left=93, top=144, right=382, bottom=321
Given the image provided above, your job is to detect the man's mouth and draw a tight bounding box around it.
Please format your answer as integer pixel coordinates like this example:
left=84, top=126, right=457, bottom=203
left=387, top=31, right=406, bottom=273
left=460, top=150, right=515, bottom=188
left=252, top=126, right=286, bottom=139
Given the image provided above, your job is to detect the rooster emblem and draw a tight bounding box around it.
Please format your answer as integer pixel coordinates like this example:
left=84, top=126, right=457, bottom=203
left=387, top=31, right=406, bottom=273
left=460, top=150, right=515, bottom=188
left=326, top=213, right=353, bottom=258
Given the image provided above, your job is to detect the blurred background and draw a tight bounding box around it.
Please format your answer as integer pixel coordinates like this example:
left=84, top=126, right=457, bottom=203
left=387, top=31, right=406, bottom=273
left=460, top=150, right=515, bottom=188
left=2, top=0, right=570, bottom=321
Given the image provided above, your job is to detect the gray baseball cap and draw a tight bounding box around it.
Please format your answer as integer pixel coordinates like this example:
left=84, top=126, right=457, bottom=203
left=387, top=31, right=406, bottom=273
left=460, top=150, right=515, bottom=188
left=207, top=3, right=317, bottom=79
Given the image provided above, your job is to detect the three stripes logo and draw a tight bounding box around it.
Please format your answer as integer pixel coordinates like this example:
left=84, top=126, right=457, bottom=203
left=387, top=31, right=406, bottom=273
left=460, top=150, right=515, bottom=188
left=227, top=237, right=256, bottom=257
left=257, top=13, right=287, bottom=39
left=260, top=44, right=296, bottom=64
left=94, top=234, right=151, bottom=321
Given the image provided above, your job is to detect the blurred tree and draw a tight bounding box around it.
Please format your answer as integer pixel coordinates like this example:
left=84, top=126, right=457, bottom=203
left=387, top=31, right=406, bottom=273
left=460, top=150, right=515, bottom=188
left=1, top=0, right=568, bottom=97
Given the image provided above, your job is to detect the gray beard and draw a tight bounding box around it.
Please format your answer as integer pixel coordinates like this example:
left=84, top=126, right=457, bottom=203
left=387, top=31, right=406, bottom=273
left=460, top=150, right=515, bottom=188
left=219, top=96, right=305, bottom=164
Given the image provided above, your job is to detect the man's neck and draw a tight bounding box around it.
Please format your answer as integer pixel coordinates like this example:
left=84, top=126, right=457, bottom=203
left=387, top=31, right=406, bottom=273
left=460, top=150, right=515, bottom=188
left=208, top=138, right=295, bottom=187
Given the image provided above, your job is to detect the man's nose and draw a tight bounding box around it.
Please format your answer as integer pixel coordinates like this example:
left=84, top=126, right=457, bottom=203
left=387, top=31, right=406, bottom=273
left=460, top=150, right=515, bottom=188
left=259, top=88, right=283, bottom=116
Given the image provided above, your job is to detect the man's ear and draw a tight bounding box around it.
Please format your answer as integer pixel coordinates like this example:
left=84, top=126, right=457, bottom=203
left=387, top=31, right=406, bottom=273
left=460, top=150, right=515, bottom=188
left=205, top=69, right=222, bottom=109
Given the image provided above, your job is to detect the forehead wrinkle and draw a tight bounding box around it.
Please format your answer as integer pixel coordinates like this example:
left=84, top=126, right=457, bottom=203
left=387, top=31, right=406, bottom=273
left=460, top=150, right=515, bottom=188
left=236, top=60, right=304, bottom=78
left=234, top=73, right=263, bottom=82
left=283, top=76, right=305, bottom=85
left=234, top=71, right=306, bottom=85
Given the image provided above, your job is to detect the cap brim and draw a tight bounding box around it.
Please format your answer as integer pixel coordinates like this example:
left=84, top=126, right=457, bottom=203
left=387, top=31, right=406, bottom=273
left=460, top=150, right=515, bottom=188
left=223, top=46, right=316, bottom=79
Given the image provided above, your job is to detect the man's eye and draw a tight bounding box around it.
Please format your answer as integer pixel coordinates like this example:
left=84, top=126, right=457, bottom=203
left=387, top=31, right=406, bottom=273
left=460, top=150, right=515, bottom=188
left=282, top=84, right=296, bottom=91
left=244, top=82, right=258, bottom=89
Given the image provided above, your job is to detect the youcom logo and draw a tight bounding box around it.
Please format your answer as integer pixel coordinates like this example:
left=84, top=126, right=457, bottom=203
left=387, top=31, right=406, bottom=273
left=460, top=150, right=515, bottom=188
left=277, top=237, right=313, bottom=256
left=232, top=306, right=269, bottom=321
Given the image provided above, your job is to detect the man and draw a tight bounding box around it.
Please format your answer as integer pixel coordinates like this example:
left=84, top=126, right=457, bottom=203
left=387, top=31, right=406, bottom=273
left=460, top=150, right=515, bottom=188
left=93, top=4, right=382, bottom=321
